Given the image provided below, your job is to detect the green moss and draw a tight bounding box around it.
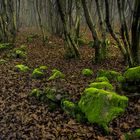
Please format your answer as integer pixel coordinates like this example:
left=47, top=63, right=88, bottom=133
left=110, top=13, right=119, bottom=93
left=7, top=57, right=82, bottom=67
left=29, top=88, right=42, bottom=99
left=82, top=68, right=93, bottom=77
left=0, top=59, right=7, bottom=64
left=0, top=43, right=14, bottom=51
left=39, top=66, right=47, bottom=71
left=32, top=68, right=44, bottom=79
left=44, top=87, right=57, bottom=102
left=61, top=100, right=77, bottom=115
left=15, top=64, right=30, bottom=72
left=15, top=50, right=27, bottom=58
left=89, top=82, right=114, bottom=91
left=48, top=69, right=65, bottom=81
left=78, top=87, right=128, bottom=131
left=135, top=129, right=140, bottom=138
left=61, top=100, right=86, bottom=122
left=124, top=66, right=140, bottom=81
left=97, top=69, right=121, bottom=81
left=95, top=76, right=109, bottom=82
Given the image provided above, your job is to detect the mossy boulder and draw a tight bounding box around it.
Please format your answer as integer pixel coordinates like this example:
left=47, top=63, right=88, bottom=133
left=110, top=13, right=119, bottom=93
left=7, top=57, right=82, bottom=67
left=122, top=66, right=140, bottom=92
left=124, top=66, right=140, bottom=81
left=9, top=47, right=27, bottom=59
left=0, top=43, right=14, bottom=51
left=95, top=76, right=109, bottom=82
left=32, top=68, right=44, bottom=79
left=48, top=69, right=65, bottom=81
left=61, top=100, right=78, bottom=116
left=61, top=100, right=86, bottom=122
left=15, top=64, right=30, bottom=72
left=39, top=65, right=48, bottom=71
left=97, top=69, right=121, bottom=81
left=89, top=82, right=114, bottom=91
left=135, top=129, right=140, bottom=138
left=78, top=87, right=128, bottom=131
left=29, top=89, right=42, bottom=99
left=82, top=68, right=93, bottom=77
left=0, top=59, right=7, bottom=64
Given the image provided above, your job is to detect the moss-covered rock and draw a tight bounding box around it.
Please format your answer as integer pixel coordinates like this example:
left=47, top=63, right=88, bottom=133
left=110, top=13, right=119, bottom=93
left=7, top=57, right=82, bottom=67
left=0, top=43, right=14, bottom=51
left=89, top=82, right=114, bottom=91
left=15, top=64, right=30, bottom=72
left=48, top=69, right=65, bottom=80
left=78, top=87, right=128, bottom=131
left=32, top=68, right=44, bottom=79
left=61, top=100, right=77, bottom=115
left=82, top=68, right=93, bottom=77
left=95, top=76, right=110, bottom=82
left=135, top=129, right=140, bottom=138
left=61, top=100, right=86, bottom=122
left=39, top=65, right=48, bottom=71
left=122, top=66, right=140, bottom=93
left=29, top=88, right=42, bottom=99
left=97, top=69, right=121, bottom=81
left=9, top=46, right=27, bottom=59
left=124, top=66, right=140, bottom=81
left=0, top=59, right=7, bottom=64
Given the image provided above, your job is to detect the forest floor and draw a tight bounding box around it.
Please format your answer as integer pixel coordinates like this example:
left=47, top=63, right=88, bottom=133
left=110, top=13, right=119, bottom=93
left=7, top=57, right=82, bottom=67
left=0, top=31, right=140, bottom=140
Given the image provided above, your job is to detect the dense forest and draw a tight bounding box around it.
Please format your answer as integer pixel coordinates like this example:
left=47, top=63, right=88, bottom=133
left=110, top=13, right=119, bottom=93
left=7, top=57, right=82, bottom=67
left=0, top=0, right=140, bottom=139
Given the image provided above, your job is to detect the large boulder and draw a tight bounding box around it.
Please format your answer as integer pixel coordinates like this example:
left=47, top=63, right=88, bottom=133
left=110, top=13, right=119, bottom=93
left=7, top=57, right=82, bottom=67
left=122, top=66, right=140, bottom=92
left=78, top=87, right=128, bottom=131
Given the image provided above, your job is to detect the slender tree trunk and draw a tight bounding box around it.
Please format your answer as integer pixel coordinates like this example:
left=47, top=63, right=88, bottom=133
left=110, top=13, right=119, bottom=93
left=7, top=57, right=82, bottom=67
left=56, top=0, right=80, bottom=59
left=81, top=0, right=101, bottom=63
